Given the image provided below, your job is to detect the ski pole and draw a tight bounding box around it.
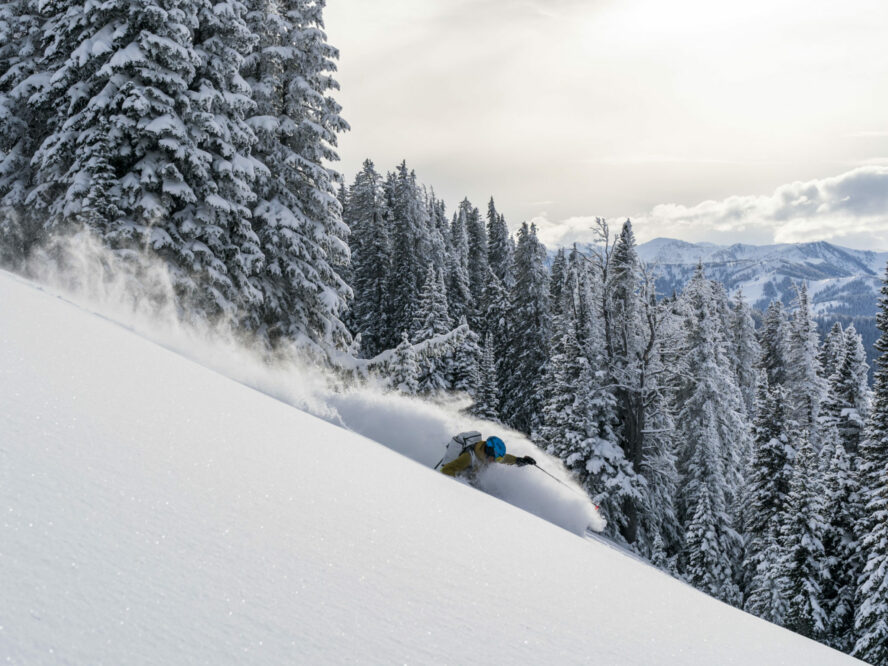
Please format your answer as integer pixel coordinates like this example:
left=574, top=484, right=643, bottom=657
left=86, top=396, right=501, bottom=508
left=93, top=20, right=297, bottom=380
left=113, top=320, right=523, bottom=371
left=530, top=463, right=591, bottom=501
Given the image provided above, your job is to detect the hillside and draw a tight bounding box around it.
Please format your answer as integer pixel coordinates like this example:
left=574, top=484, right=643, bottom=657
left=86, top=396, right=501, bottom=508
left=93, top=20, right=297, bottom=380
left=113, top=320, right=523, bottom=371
left=0, top=270, right=858, bottom=665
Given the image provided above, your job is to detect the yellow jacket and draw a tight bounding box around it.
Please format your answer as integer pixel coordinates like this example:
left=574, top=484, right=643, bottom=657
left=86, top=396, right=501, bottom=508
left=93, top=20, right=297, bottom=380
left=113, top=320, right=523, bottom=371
left=440, top=439, right=519, bottom=477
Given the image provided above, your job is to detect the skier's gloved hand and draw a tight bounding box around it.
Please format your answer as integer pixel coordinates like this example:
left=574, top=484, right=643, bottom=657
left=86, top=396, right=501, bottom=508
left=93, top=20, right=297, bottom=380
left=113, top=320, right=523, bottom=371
left=516, top=456, right=536, bottom=467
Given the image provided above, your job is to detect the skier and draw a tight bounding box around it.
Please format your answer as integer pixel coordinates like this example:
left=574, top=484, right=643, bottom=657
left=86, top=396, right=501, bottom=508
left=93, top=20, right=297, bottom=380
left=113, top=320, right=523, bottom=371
left=439, top=435, right=536, bottom=478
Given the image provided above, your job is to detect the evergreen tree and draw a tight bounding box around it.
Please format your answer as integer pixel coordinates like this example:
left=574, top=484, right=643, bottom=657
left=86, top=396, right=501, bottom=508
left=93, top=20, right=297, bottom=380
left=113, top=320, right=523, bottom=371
left=744, top=516, right=789, bottom=624
left=500, top=221, right=550, bottom=434
left=412, top=263, right=452, bottom=342
left=820, top=443, right=862, bottom=653
left=779, top=435, right=828, bottom=640
left=742, top=372, right=794, bottom=612
left=472, top=332, right=500, bottom=420
left=447, top=204, right=473, bottom=326
left=389, top=331, right=418, bottom=395
left=730, top=289, right=760, bottom=418
left=853, top=263, right=888, bottom=665
left=486, top=197, right=513, bottom=288
left=0, top=0, right=47, bottom=264
left=244, top=0, right=352, bottom=347
left=461, top=198, right=488, bottom=331
left=413, top=264, right=452, bottom=395
left=760, top=300, right=791, bottom=388
left=387, top=162, right=431, bottom=338
left=28, top=0, right=251, bottom=315
left=676, top=284, right=746, bottom=605
left=449, top=315, right=481, bottom=398
left=342, top=159, right=391, bottom=356
left=786, top=283, right=826, bottom=440
left=602, top=219, right=649, bottom=543
left=826, top=324, right=872, bottom=456
left=818, top=321, right=846, bottom=382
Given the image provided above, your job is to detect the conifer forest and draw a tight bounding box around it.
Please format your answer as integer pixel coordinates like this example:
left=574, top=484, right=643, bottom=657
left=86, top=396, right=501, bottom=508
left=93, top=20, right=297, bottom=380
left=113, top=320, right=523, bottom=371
left=1, top=0, right=887, bottom=661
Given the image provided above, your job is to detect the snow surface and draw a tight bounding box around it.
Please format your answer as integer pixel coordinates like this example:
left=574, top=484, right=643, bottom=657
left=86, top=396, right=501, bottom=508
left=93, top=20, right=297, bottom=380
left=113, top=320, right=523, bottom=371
left=0, top=269, right=858, bottom=664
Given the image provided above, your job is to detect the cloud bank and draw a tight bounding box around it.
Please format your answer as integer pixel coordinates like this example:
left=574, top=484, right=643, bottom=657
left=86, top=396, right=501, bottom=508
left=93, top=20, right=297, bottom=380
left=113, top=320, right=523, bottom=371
left=533, top=166, right=888, bottom=251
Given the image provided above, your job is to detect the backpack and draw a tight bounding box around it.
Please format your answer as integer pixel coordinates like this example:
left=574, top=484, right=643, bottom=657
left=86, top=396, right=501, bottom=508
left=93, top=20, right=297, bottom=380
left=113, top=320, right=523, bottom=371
left=434, top=431, right=483, bottom=470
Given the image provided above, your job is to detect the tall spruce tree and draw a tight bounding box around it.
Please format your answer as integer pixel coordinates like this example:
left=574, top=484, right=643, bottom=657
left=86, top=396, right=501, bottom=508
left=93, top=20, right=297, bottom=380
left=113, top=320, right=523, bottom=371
left=786, top=283, right=826, bottom=441
left=447, top=204, right=473, bottom=326
left=820, top=442, right=862, bottom=653
left=675, top=273, right=746, bottom=605
left=779, top=434, right=828, bottom=640
left=730, top=289, right=761, bottom=417
left=342, top=159, right=391, bottom=356
left=760, top=300, right=791, bottom=389
left=500, top=221, right=550, bottom=434
left=472, top=332, right=500, bottom=420
left=0, top=0, right=46, bottom=265
left=742, top=372, right=794, bottom=615
left=486, top=197, right=513, bottom=289
left=387, top=162, right=431, bottom=338
left=244, top=0, right=352, bottom=347
left=826, top=324, right=872, bottom=456
left=819, top=321, right=846, bottom=382
left=853, top=263, right=888, bottom=665
left=461, top=198, right=487, bottom=331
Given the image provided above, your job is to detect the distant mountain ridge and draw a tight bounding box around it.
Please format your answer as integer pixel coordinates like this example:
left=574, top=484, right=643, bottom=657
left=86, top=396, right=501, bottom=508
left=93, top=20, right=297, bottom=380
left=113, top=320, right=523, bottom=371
left=634, top=237, right=888, bottom=317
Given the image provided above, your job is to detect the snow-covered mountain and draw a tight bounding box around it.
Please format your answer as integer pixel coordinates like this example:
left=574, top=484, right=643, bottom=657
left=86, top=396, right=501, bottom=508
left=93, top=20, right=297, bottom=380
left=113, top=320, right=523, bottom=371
left=0, top=270, right=857, bottom=664
left=635, top=237, right=888, bottom=317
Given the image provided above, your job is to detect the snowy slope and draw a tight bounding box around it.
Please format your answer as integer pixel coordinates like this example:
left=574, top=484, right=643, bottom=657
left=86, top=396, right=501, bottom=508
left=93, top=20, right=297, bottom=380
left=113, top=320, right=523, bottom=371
left=0, top=270, right=858, bottom=665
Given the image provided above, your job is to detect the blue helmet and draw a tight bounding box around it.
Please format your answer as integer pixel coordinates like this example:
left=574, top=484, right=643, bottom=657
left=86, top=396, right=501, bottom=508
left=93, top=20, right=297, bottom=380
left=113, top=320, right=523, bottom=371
left=484, top=436, right=506, bottom=459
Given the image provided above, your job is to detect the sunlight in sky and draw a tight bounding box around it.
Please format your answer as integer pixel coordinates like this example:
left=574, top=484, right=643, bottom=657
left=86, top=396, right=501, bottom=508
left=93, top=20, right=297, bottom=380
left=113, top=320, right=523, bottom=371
left=325, top=0, right=888, bottom=248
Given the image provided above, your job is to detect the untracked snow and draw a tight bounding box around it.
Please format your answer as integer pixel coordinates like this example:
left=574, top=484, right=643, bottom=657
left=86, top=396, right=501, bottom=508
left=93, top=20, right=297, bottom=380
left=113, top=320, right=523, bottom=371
left=0, top=270, right=858, bottom=664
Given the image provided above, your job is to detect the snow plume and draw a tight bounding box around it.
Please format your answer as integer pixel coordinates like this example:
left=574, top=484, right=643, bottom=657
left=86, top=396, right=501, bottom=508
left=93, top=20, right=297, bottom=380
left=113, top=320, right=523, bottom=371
left=15, top=232, right=604, bottom=536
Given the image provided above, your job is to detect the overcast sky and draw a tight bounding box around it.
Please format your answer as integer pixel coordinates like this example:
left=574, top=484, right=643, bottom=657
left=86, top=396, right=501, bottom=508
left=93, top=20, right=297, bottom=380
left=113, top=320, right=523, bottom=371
left=325, top=0, right=888, bottom=250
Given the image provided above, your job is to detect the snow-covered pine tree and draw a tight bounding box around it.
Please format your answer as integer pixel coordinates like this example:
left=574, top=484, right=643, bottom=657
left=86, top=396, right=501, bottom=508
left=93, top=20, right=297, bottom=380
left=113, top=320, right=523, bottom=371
left=779, top=433, right=828, bottom=640
left=447, top=201, right=473, bottom=326
left=742, top=372, right=794, bottom=613
left=786, top=283, right=827, bottom=441
left=743, top=515, right=788, bottom=624
left=461, top=198, right=488, bottom=332
left=389, top=331, right=419, bottom=395
left=499, top=221, right=550, bottom=434
left=538, top=270, right=587, bottom=462
left=760, top=299, right=791, bottom=389
left=186, top=0, right=264, bottom=323
left=0, top=0, right=46, bottom=265
left=449, top=315, right=481, bottom=398
left=853, top=263, right=888, bottom=665
left=425, top=189, right=449, bottom=276
left=675, top=273, right=746, bottom=605
left=820, top=443, right=862, bottom=653
left=472, top=332, right=500, bottom=420
left=244, top=0, right=352, bottom=347
left=486, top=197, right=513, bottom=289
left=341, top=159, right=391, bottom=356
left=412, top=263, right=452, bottom=394
left=27, top=0, right=269, bottom=322
left=412, top=263, right=452, bottom=343
left=826, top=324, right=872, bottom=456
left=481, top=266, right=510, bottom=419
left=387, top=162, right=431, bottom=339
left=730, top=289, right=760, bottom=418
left=818, top=321, right=846, bottom=383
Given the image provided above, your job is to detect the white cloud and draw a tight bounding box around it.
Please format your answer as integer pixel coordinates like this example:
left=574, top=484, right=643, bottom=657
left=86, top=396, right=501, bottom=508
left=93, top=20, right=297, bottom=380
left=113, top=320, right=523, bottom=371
left=532, top=166, right=888, bottom=251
